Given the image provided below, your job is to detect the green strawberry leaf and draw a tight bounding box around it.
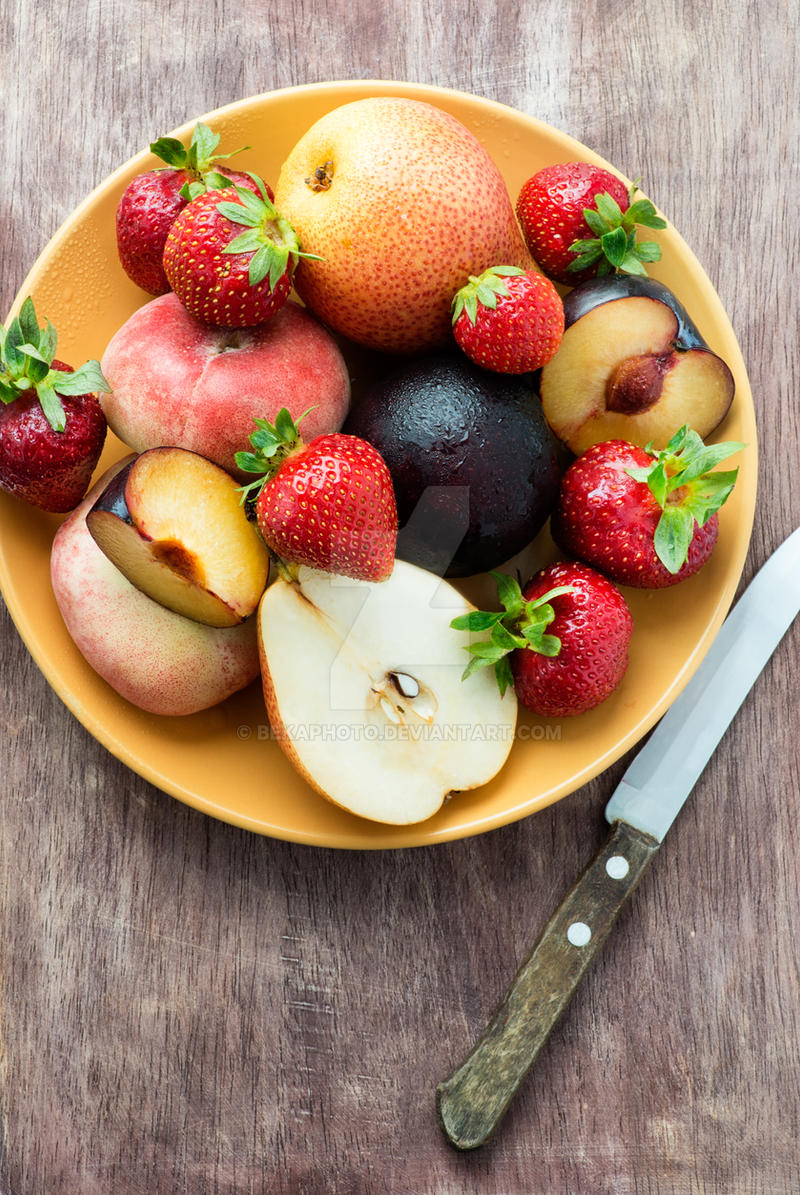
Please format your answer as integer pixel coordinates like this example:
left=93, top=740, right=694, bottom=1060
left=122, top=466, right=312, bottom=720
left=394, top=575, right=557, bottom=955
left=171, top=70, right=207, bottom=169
left=490, top=570, right=525, bottom=618
left=625, top=199, right=667, bottom=230
left=491, top=622, right=528, bottom=652
left=536, top=632, right=562, bottom=657
left=234, top=451, right=269, bottom=475
left=233, top=407, right=314, bottom=499
left=682, top=469, right=739, bottom=525
left=39, top=319, right=58, bottom=364
left=583, top=208, right=608, bottom=237
left=17, top=297, right=40, bottom=346
left=594, top=191, right=624, bottom=226
left=569, top=238, right=601, bottom=254
left=37, top=383, right=67, bottom=432
left=52, top=359, right=110, bottom=395
left=450, top=610, right=505, bottom=632
left=568, top=178, right=664, bottom=278
left=188, top=122, right=220, bottom=172
left=150, top=136, right=188, bottom=168
left=676, top=441, right=746, bottom=485
left=0, top=379, right=18, bottom=404
left=654, top=505, right=695, bottom=573
left=601, top=226, right=628, bottom=268
left=237, top=183, right=276, bottom=220
left=646, top=459, right=669, bottom=507
left=179, top=180, right=206, bottom=202
left=567, top=245, right=605, bottom=272
left=247, top=243, right=287, bottom=289
left=17, top=345, right=50, bottom=385
left=452, top=575, right=575, bottom=686
left=274, top=406, right=301, bottom=441
left=202, top=169, right=235, bottom=192
left=627, top=426, right=744, bottom=569
left=3, top=317, right=25, bottom=373
left=464, top=641, right=509, bottom=662
left=475, top=282, right=501, bottom=308
left=451, top=267, right=520, bottom=326
left=451, top=289, right=478, bottom=325
left=226, top=228, right=266, bottom=254
left=634, top=241, right=662, bottom=262
left=461, top=654, right=498, bottom=682
left=493, top=654, right=515, bottom=697
left=249, top=427, right=283, bottom=453
left=618, top=253, right=649, bottom=276
left=216, top=200, right=262, bottom=228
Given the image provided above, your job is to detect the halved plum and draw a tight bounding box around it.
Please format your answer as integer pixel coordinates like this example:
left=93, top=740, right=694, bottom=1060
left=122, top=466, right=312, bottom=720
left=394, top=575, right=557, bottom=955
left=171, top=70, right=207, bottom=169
left=87, top=447, right=270, bottom=627
left=540, top=276, right=735, bottom=453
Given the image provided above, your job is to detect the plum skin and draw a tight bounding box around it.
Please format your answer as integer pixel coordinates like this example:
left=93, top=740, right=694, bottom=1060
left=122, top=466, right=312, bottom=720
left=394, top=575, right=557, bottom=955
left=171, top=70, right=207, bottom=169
left=344, top=353, right=563, bottom=578
left=561, top=274, right=708, bottom=348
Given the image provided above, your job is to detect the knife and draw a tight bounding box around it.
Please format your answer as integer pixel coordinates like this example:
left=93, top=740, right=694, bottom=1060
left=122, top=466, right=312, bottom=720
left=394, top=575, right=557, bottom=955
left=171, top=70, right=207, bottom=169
left=436, top=525, right=800, bottom=1151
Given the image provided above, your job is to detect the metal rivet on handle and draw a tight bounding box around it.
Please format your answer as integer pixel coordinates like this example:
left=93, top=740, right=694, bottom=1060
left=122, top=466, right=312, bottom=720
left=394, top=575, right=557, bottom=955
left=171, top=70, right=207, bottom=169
left=567, top=922, right=591, bottom=947
left=606, top=855, right=630, bottom=879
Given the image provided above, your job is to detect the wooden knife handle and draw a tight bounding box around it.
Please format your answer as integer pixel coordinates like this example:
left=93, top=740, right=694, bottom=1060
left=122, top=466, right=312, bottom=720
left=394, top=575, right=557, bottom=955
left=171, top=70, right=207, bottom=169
left=436, top=819, right=660, bottom=1151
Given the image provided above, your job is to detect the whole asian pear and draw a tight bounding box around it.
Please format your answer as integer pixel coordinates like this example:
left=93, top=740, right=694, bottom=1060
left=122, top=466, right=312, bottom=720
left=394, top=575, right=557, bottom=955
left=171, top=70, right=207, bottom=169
left=274, top=98, right=533, bottom=353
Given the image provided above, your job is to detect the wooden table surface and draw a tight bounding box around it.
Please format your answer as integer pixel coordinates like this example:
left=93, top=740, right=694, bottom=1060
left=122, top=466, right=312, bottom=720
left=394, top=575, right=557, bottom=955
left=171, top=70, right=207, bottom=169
left=2, top=2, right=799, bottom=1192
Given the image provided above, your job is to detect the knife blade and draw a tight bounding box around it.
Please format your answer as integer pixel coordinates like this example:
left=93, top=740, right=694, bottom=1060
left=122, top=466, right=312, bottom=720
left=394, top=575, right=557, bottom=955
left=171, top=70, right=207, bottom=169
left=437, top=526, right=800, bottom=1151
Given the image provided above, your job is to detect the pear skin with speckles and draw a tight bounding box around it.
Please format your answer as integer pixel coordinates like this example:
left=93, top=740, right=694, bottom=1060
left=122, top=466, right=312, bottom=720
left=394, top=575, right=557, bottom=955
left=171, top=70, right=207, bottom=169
left=274, top=98, right=534, bottom=354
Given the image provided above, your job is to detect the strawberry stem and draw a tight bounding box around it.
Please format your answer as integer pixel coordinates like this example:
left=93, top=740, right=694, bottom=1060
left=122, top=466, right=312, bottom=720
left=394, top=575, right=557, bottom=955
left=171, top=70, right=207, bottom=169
left=235, top=405, right=318, bottom=501
left=567, top=178, right=667, bottom=277
left=217, top=181, right=322, bottom=289
left=624, top=425, right=744, bottom=573
left=0, top=297, right=109, bottom=432
left=450, top=570, right=575, bottom=695
left=451, top=265, right=525, bottom=326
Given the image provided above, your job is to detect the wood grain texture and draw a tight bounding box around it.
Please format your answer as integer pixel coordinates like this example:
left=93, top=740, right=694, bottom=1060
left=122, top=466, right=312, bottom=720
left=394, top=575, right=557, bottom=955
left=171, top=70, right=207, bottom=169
left=2, top=1, right=800, bottom=1192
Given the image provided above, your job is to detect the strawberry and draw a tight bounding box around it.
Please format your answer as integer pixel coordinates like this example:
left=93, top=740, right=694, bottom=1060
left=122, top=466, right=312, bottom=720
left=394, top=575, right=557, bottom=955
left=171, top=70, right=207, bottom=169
left=451, top=265, right=564, bottom=373
left=551, top=427, right=744, bottom=588
left=236, top=408, right=397, bottom=582
left=163, top=177, right=314, bottom=327
left=451, top=563, right=633, bottom=717
left=0, top=298, right=108, bottom=512
left=116, top=121, right=267, bottom=296
left=515, top=163, right=666, bottom=285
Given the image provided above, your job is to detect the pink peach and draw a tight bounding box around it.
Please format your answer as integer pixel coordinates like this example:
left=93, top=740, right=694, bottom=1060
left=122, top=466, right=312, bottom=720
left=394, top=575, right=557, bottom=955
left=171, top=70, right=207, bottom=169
left=100, top=294, right=351, bottom=473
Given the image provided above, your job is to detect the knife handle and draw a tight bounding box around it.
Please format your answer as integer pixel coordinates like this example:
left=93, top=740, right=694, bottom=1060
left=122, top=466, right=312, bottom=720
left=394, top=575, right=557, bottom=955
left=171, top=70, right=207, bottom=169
left=436, top=819, right=660, bottom=1151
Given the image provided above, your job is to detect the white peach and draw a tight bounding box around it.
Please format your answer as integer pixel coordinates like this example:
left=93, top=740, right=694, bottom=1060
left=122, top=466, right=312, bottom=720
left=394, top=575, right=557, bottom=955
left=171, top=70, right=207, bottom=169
left=50, top=461, right=260, bottom=716
left=100, top=294, right=351, bottom=474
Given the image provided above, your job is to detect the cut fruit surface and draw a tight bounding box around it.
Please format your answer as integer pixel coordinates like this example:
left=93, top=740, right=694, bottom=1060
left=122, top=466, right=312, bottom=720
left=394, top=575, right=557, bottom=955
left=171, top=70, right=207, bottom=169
left=87, top=447, right=269, bottom=627
left=541, top=294, right=734, bottom=453
left=258, top=561, right=518, bottom=825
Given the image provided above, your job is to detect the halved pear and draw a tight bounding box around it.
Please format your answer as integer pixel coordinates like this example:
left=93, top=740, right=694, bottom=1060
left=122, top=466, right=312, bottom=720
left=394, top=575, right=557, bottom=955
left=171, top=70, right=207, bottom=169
left=87, top=447, right=270, bottom=627
left=258, top=560, right=518, bottom=825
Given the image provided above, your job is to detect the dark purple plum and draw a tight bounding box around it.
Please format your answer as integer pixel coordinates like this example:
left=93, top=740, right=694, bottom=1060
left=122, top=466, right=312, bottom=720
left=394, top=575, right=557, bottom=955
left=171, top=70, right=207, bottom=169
left=343, top=353, right=562, bottom=578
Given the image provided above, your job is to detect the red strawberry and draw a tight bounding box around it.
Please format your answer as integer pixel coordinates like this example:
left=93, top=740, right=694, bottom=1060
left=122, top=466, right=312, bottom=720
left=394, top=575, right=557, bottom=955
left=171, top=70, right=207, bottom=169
left=116, top=121, right=268, bottom=296
left=236, top=408, right=397, bottom=582
left=515, top=163, right=666, bottom=285
left=163, top=177, right=313, bottom=327
left=0, top=298, right=108, bottom=512
left=451, top=563, right=633, bottom=717
left=451, top=265, right=564, bottom=373
left=551, top=428, right=744, bottom=588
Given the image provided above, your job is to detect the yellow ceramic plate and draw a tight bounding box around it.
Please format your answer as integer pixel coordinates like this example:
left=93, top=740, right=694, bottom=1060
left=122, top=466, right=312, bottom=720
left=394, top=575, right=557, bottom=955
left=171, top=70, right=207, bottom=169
left=0, top=81, right=756, bottom=848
